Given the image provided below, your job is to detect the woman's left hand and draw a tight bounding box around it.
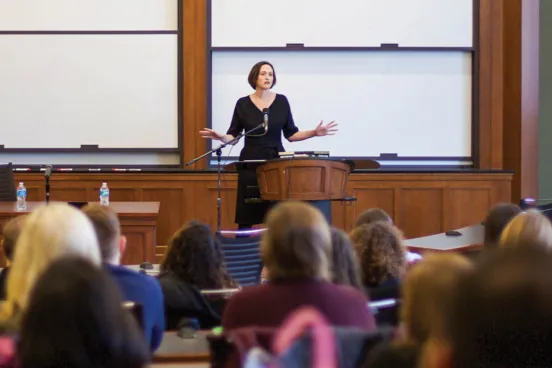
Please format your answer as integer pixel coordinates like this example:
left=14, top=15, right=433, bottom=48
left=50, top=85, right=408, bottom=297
left=315, top=121, right=338, bottom=136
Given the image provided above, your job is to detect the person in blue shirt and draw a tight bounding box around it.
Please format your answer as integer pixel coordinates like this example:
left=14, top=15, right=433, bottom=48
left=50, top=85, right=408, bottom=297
left=82, top=204, right=165, bottom=352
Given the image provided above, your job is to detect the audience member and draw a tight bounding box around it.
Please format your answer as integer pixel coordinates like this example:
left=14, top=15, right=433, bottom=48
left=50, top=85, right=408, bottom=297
left=0, top=203, right=101, bottom=327
left=223, top=201, right=376, bottom=330
left=350, top=222, right=406, bottom=301
left=482, top=202, right=522, bottom=248
left=19, top=257, right=149, bottom=368
left=499, top=209, right=552, bottom=250
left=159, top=220, right=236, bottom=329
left=424, top=247, right=552, bottom=368
left=0, top=216, right=27, bottom=300
left=330, top=227, right=363, bottom=291
left=82, top=204, right=165, bottom=351
left=355, top=208, right=392, bottom=228
left=400, top=253, right=473, bottom=346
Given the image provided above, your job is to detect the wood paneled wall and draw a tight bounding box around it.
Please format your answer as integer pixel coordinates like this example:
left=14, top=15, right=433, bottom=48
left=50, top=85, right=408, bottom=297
left=13, top=172, right=512, bottom=258
left=179, top=1, right=538, bottom=202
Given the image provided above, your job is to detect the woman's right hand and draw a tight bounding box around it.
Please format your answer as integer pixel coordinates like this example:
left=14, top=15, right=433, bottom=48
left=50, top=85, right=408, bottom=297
left=199, top=128, right=224, bottom=141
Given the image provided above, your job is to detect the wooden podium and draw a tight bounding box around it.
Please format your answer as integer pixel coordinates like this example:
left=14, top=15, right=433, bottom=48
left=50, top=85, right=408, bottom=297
left=255, top=158, right=355, bottom=222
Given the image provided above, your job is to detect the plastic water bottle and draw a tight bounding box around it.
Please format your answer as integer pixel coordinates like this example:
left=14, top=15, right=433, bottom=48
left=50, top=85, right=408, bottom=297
left=16, top=182, right=27, bottom=211
left=99, top=182, right=110, bottom=206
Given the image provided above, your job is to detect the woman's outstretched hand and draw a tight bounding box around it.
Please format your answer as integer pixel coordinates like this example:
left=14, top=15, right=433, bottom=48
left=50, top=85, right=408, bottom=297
left=199, top=128, right=224, bottom=140
left=314, top=121, right=338, bottom=137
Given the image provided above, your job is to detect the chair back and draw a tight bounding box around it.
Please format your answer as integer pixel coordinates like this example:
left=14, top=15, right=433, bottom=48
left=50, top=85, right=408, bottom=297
left=368, top=298, right=400, bottom=327
left=216, top=232, right=262, bottom=287
left=0, top=164, right=16, bottom=202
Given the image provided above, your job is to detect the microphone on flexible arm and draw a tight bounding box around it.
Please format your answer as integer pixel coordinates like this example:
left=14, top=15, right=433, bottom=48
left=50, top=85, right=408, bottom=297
left=262, top=108, right=269, bottom=134
left=44, top=164, right=52, bottom=179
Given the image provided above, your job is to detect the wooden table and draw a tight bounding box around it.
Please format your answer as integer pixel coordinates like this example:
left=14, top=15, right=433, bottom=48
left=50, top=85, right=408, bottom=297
left=404, top=224, right=484, bottom=254
left=153, top=331, right=211, bottom=364
left=0, top=201, right=160, bottom=265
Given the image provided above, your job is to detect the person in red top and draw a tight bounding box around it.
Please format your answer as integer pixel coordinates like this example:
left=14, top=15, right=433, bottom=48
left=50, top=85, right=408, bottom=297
left=222, top=201, right=376, bottom=331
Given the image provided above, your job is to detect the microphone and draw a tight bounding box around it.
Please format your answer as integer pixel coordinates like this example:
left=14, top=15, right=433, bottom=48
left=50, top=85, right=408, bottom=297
left=44, top=164, right=52, bottom=179
left=262, top=108, right=269, bottom=134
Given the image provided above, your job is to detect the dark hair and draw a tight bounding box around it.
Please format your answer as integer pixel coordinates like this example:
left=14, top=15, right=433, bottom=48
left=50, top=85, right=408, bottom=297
left=247, top=61, right=276, bottom=90
left=355, top=208, right=392, bottom=228
left=330, top=228, right=363, bottom=290
left=19, top=257, right=149, bottom=368
left=82, top=204, right=121, bottom=262
left=350, top=222, right=406, bottom=287
left=483, top=202, right=522, bottom=247
left=447, top=247, right=552, bottom=367
left=1, top=215, right=26, bottom=260
left=161, top=221, right=235, bottom=289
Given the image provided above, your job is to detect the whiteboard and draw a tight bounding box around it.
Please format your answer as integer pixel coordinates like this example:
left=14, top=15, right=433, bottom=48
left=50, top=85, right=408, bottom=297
left=0, top=0, right=178, bottom=31
left=211, top=0, right=473, bottom=47
left=0, top=153, right=179, bottom=166
left=0, top=35, right=178, bottom=149
left=211, top=51, right=472, bottom=158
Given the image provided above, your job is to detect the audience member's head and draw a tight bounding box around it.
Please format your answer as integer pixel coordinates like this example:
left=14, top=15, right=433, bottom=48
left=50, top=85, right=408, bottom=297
left=354, top=208, right=392, bottom=228
left=350, top=222, right=406, bottom=287
left=426, top=248, right=552, bottom=368
left=401, top=253, right=473, bottom=346
left=1, top=203, right=101, bottom=320
left=19, top=257, right=149, bottom=368
left=330, top=227, right=363, bottom=290
left=0, top=215, right=27, bottom=264
left=483, top=202, right=522, bottom=248
left=262, top=201, right=332, bottom=281
left=82, top=204, right=126, bottom=264
left=161, top=220, right=234, bottom=289
left=499, top=209, right=552, bottom=250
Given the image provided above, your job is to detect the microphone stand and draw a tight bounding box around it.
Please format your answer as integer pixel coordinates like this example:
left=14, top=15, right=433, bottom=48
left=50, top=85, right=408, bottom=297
left=44, top=165, right=52, bottom=204
left=186, top=121, right=267, bottom=232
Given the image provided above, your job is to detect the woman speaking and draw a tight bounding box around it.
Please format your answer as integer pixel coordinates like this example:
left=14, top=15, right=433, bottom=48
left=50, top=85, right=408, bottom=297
left=200, top=61, right=338, bottom=230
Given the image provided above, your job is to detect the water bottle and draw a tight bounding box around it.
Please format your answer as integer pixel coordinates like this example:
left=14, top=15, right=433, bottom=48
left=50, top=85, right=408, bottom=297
left=99, top=182, right=110, bottom=206
left=16, top=182, right=27, bottom=211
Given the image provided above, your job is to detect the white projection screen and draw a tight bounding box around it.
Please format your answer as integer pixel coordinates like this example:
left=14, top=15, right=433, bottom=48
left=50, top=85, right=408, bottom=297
left=0, top=0, right=179, bottom=165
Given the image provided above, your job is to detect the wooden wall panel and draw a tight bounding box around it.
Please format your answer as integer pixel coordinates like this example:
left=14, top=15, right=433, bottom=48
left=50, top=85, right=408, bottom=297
left=448, top=188, right=491, bottom=228
left=400, top=189, right=444, bottom=238
left=11, top=173, right=511, bottom=257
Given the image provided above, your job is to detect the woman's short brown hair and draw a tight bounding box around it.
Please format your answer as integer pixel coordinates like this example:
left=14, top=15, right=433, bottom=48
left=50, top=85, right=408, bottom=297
left=262, top=201, right=331, bottom=281
left=350, top=221, right=406, bottom=287
left=247, top=61, right=276, bottom=90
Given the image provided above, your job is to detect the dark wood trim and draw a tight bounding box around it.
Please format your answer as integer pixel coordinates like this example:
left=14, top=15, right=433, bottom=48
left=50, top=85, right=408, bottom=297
left=182, top=0, right=208, bottom=169
left=211, top=46, right=474, bottom=52
left=177, top=0, right=184, bottom=167
left=502, top=0, right=539, bottom=202
left=476, top=0, right=504, bottom=169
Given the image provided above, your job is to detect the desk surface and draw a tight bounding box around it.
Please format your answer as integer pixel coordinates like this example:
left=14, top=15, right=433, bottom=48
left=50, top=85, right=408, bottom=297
left=0, top=201, right=160, bottom=216
left=404, top=224, right=484, bottom=252
left=153, top=331, right=211, bottom=363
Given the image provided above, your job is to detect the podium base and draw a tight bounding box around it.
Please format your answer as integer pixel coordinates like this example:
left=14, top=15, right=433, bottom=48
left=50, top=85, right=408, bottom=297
left=308, top=200, right=332, bottom=224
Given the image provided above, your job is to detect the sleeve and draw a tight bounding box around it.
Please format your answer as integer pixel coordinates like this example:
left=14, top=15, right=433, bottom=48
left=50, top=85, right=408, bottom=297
left=226, top=100, right=244, bottom=138
left=281, top=95, right=299, bottom=140
left=150, top=280, right=166, bottom=352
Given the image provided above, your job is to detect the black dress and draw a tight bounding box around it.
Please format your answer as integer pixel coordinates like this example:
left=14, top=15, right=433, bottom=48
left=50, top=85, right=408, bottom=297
left=226, top=94, right=299, bottom=225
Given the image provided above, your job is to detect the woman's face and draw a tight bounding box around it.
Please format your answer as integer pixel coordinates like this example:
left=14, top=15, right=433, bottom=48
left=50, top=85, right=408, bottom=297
left=256, top=64, right=274, bottom=90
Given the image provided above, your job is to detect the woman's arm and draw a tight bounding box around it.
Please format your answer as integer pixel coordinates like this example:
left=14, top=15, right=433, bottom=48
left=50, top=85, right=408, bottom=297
left=288, top=130, right=317, bottom=142
left=287, top=121, right=338, bottom=142
left=199, top=129, right=239, bottom=145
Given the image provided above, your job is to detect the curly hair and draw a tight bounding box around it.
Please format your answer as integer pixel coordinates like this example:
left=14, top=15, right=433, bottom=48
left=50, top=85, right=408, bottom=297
left=350, top=221, right=406, bottom=287
left=330, top=227, right=363, bottom=290
left=160, top=221, right=235, bottom=289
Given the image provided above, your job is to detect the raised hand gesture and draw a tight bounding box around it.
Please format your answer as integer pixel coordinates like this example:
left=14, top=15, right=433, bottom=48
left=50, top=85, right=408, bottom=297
left=199, top=128, right=224, bottom=141
left=314, top=121, right=338, bottom=137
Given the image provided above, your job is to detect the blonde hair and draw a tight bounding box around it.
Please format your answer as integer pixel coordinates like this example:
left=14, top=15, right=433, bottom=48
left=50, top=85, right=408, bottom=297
left=500, top=210, right=552, bottom=250
left=401, top=253, right=473, bottom=345
left=262, top=201, right=332, bottom=281
left=0, top=203, right=101, bottom=320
